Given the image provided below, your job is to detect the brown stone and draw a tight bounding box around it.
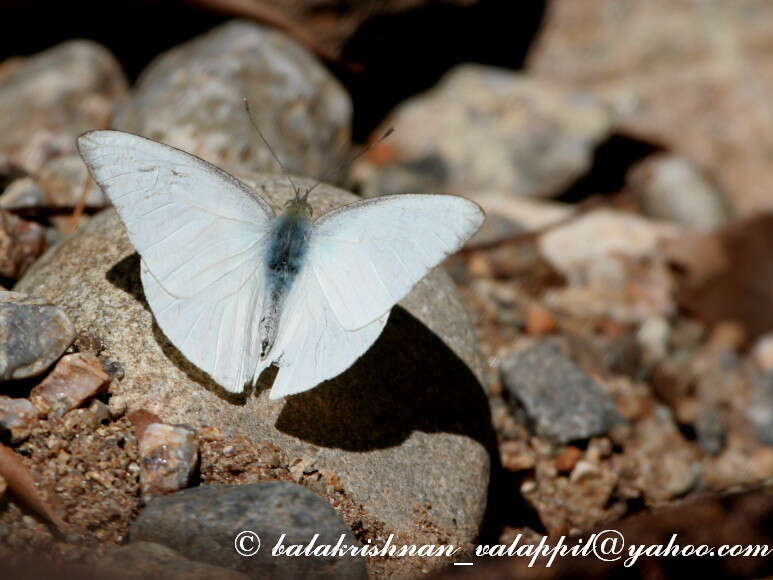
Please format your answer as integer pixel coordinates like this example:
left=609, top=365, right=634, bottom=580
left=526, top=304, right=557, bottom=336
left=554, top=446, right=582, bottom=473
left=30, top=353, right=109, bottom=416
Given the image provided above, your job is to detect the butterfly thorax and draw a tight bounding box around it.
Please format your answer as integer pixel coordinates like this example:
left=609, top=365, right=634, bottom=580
left=258, top=205, right=312, bottom=359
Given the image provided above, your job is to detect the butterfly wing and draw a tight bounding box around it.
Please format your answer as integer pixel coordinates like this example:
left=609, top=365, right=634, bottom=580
left=308, top=194, right=484, bottom=331
left=266, top=193, right=483, bottom=398
left=266, top=264, right=389, bottom=399
left=78, top=130, right=275, bottom=392
left=140, top=261, right=273, bottom=391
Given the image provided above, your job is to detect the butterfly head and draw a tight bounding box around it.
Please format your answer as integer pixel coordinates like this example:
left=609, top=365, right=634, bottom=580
left=284, top=192, right=313, bottom=219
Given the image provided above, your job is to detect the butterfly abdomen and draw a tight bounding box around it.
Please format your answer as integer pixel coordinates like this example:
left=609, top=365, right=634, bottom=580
left=258, top=211, right=312, bottom=359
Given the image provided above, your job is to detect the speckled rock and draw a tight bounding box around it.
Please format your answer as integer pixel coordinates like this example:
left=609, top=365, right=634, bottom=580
left=528, top=0, right=773, bottom=217
left=501, top=342, right=622, bottom=443
left=352, top=64, right=613, bottom=200
left=94, top=541, right=250, bottom=580
left=624, top=407, right=699, bottom=503
left=131, top=483, right=366, bottom=580
left=16, top=175, right=491, bottom=577
left=138, top=423, right=198, bottom=497
left=113, top=20, right=351, bottom=183
left=0, top=40, right=127, bottom=173
left=627, top=154, right=730, bottom=231
left=0, top=291, right=75, bottom=381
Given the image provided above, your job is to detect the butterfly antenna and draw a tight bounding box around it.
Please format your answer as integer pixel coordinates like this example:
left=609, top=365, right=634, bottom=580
left=244, top=98, right=301, bottom=199
left=301, top=127, right=395, bottom=202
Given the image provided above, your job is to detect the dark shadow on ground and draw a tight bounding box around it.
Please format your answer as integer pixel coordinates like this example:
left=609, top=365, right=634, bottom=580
left=276, top=305, right=495, bottom=452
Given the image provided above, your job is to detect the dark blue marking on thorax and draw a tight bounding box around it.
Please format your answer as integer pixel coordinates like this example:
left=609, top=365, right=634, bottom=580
left=258, top=210, right=312, bottom=358
left=266, top=212, right=312, bottom=295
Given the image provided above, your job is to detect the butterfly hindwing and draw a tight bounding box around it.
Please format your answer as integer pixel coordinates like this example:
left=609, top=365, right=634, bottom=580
left=265, top=263, right=389, bottom=399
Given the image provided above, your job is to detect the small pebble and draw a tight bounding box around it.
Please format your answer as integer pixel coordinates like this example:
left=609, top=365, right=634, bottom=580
left=0, top=292, right=75, bottom=381
left=0, top=210, right=46, bottom=279
left=138, top=423, right=198, bottom=497
left=196, top=426, right=222, bottom=441
left=108, top=395, right=128, bottom=418
left=500, top=440, right=536, bottom=472
left=554, top=446, right=583, bottom=473
left=0, top=177, right=45, bottom=210
left=88, top=399, right=110, bottom=423
left=501, top=342, right=623, bottom=443
left=707, top=320, right=746, bottom=351
left=752, top=333, right=773, bottom=373
left=627, top=154, right=730, bottom=231
left=526, top=304, right=558, bottom=336
left=63, top=408, right=99, bottom=432
left=0, top=396, right=39, bottom=442
left=30, top=353, right=109, bottom=416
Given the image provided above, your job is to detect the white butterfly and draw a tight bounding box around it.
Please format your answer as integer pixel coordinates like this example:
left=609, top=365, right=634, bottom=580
left=77, top=130, right=484, bottom=399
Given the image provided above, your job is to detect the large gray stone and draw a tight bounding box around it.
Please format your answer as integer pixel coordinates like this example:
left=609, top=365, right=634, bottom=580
left=131, top=483, right=365, bottom=579
left=16, top=175, right=491, bottom=577
left=0, top=40, right=127, bottom=173
left=113, top=20, right=351, bottom=184
left=352, top=64, right=613, bottom=201
left=95, top=541, right=250, bottom=580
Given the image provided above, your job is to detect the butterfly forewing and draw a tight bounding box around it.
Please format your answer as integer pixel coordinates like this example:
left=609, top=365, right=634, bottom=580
left=78, top=130, right=275, bottom=392
left=309, top=194, right=484, bottom=331
left=77, top=131, right=274, bottom=299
